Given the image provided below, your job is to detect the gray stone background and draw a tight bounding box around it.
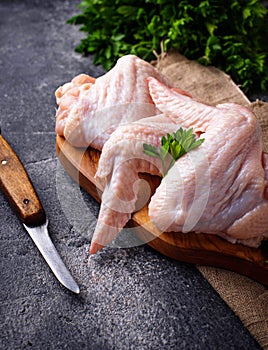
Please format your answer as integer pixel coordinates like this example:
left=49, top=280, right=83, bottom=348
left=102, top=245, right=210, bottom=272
left=0, top=1, right=266, bottom=349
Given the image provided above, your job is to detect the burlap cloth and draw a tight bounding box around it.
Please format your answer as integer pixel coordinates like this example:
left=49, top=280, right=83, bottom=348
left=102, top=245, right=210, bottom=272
left=154, top=51, right=268, bottom=349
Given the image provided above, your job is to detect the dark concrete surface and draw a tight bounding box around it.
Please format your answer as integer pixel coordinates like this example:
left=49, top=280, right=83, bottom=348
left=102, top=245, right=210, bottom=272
left=0, top=1, right=265, bottom=349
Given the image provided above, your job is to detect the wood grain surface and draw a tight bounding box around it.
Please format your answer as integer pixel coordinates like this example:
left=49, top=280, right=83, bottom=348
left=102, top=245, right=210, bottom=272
left=0, top=134, right=46, bottom=226
left=56, top=135, right=268, bottom=287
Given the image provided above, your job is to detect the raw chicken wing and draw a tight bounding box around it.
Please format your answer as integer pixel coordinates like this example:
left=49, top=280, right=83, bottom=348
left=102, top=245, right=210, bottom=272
left=55, top=55, right=171, bottom=150
left=90, top=115, right=178, bottom=253
left=147, top=77, right=268, bottom=247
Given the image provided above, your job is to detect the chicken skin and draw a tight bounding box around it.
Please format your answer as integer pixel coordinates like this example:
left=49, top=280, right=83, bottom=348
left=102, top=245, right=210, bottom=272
left=55, top=55, right=267, bottom=253
left=91, top=114, right=178, bottom=253
left=90, top=77, right=268, bottom=253
left=55, top=55, right=171, bottom=150
left=147, top=77, right=268, bottom=247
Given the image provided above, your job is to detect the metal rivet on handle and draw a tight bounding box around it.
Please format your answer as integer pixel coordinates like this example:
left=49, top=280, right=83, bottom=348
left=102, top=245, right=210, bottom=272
left=1, top=159, right=7, bottom=165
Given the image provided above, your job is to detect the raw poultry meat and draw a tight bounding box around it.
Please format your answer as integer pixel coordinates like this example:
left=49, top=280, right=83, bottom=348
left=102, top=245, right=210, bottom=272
left=90, top=77, right=268, bottom=253
left=147, top=77, right=268, bottom=247
left=55, top=74, right=95, bottom=137
left=55, top=55, right=173, bottom=150
left=91, top=114, right=178, bottom=253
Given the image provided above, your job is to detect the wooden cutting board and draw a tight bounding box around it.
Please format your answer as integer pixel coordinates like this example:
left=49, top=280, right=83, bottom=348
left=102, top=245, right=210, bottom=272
left=56, top=134, right=268, bottom=287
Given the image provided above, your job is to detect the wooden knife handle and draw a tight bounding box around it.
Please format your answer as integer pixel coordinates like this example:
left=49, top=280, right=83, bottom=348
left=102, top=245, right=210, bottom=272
left=0, top=134, right=46, bottom=226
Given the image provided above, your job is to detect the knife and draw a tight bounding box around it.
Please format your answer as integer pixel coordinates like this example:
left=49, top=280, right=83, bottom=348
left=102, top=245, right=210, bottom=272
left=0, top=132, right=80, bottom=294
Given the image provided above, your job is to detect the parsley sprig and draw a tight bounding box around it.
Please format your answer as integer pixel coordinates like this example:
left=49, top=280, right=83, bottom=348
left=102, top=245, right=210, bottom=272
left=143, top=128, right=204, bottom=177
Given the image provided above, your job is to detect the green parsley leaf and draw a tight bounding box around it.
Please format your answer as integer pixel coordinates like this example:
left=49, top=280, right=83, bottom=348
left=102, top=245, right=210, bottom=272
left=143, top=144, right=161, bottom=159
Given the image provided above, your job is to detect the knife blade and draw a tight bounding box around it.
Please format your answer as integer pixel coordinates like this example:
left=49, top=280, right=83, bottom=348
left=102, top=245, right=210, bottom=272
left=0, top=132, right=80, bottom=294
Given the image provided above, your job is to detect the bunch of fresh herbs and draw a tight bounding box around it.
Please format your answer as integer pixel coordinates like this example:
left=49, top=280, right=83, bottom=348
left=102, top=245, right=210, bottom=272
left=67, top=0, right=268, bottom=93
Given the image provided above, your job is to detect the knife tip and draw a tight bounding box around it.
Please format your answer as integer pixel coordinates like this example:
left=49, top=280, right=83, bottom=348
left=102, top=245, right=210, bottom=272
left=66, top=282, right=80, bottom=294
left=59, top=276, right=80, bottom=294
left=72, top=285, right=80, bottom=294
